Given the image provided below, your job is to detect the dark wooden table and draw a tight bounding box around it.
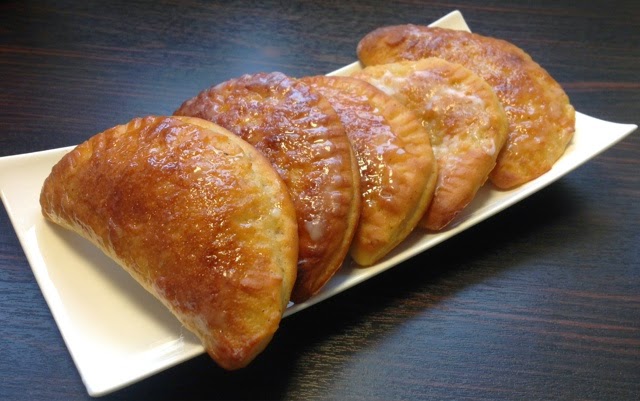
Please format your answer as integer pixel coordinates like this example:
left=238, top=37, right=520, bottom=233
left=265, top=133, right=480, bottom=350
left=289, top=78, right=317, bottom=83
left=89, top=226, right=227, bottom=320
left=1, top=1, right=638, bottom=400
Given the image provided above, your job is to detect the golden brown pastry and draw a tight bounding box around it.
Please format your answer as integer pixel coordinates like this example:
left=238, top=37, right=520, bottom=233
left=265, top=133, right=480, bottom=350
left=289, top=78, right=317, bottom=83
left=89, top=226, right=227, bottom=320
left=40, top=116, right=299, bottom=370
left=174, top=72, right=360, bottom=302
left=353, top=58, right=509, bottom=230
left=300, top=75, right=437, bottom=264
left=357, top=25, right=576, bottom=189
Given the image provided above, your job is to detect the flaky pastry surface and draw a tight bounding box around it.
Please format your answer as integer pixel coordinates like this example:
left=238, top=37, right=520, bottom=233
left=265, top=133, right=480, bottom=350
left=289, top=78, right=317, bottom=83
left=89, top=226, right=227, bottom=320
left=175, top=72, right=360, bottom=302
left=354, top=58, right=508, bottom=230
left=357, top=25, right=575, bottom=189
left=302, top=75, right=437, bottom=264
left=40, top=116, right=298, bottom=370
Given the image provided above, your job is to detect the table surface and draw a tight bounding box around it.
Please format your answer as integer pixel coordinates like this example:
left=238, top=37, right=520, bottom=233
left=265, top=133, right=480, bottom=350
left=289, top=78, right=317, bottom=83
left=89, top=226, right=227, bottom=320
left=1, top=1, right=638, bottom=400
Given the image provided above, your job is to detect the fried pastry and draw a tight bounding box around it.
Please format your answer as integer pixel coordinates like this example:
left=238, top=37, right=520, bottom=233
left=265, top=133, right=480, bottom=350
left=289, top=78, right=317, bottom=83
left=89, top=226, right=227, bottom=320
left=357, top=25, right=576, bottom=189
left=40, top=116, right=299, bottom=370
left=174, top=72, right=360, bottom=302
left=353, top=58, right=509, bottom=230
left=300, top=75, right=437, bottom=265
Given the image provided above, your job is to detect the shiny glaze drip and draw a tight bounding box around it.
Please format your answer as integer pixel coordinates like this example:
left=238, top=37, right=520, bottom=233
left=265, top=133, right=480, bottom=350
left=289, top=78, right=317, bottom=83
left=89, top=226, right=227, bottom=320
left=175, top=72, right=359, bottom=302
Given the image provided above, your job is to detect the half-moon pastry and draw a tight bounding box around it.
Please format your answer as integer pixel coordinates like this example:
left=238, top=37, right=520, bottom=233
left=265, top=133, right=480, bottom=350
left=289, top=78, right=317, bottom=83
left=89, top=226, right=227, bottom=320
left=353, top=58, right=509, bottom=230
left=40, top=115, right=299, bottom=370
left=356, top=25, right=576, bottom=189
left=174, top=72, right=360, bottom=302
left=300, top=75, right=437, bottom=265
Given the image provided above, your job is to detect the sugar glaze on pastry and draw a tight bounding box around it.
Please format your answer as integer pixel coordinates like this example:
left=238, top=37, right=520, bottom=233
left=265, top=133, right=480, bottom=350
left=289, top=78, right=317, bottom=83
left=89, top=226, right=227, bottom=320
left=301, top=75, right=437, bottom=263
left=40, top=116, right=299, bottom=370
left=175, top=72, right=361, bottom=302
left=354, top=58, right=508, bottom=230
left=357, top=25, right=575, bottom=189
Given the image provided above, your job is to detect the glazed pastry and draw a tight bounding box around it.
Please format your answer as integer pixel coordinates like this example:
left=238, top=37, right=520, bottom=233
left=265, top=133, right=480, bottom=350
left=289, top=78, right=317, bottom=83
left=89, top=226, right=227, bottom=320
left=353, top=58, right=508, bottom=230
left=357, top=25, right=575, bottom=189
left=301, top=75, right=437, bottom=264
left=175, top=72, right=360, bottom=302
left=40, top=116, right=299, bottom=370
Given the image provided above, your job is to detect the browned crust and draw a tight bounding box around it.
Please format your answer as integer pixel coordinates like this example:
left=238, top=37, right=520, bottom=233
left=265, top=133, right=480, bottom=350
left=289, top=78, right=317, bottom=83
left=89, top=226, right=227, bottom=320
left=40, top=116, right=298, bottom=369
left=357, top=25, right=576, bottom=189
left=174, top=72, right=360, bottom=302
left=353, top=58, right=509, bottom=230
left=301, top=75, right=437, bottom=264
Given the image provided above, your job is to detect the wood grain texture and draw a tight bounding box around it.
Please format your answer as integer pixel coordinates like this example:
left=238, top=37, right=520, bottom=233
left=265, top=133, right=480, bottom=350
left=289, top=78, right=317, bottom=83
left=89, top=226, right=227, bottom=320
left=1, top=1, right=638, bottom=400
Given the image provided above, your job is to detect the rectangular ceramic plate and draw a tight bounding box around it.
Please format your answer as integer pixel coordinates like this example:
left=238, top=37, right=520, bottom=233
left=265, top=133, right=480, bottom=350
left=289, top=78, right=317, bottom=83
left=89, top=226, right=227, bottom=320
left=0, top=10, right=636, bottom=397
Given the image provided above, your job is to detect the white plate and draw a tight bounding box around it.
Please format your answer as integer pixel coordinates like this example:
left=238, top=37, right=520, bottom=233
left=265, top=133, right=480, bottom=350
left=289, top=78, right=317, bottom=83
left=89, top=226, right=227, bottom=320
left=0, top=10, right=636, bottom=398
